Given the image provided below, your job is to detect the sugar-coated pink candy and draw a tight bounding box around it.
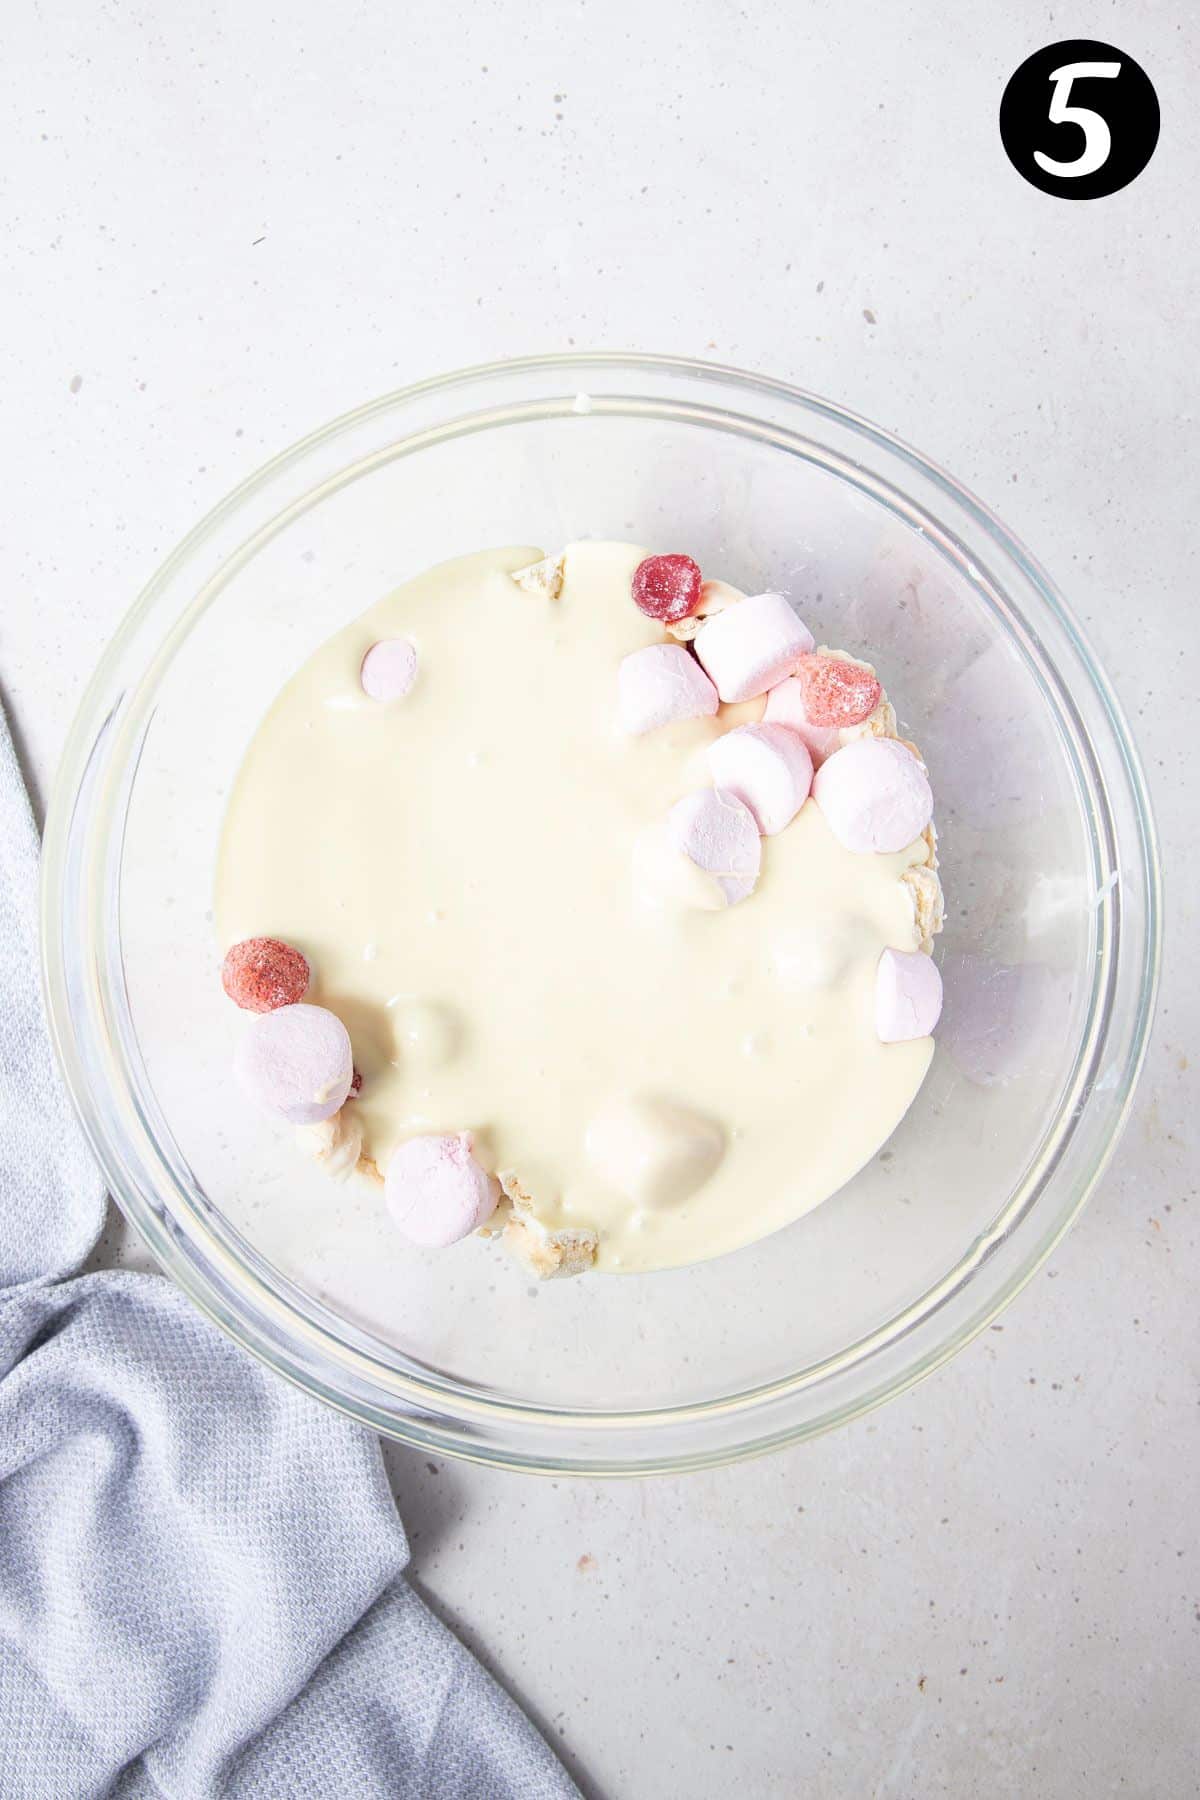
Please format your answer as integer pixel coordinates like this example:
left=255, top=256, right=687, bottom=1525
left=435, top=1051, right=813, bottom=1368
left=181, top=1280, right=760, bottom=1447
left=385, top=1132, right=499, bottom=1247
left=692, top=592, right=815, bottom=703
left=791, top=653, right=882, bottom=727
left=360, top=638, right=418, bottom=702
left=762, top=676, right=843, bottom=765
left=234, top=1003, right=354, bottom=1124
left=876, top=947, right=943, bottom=1043
left=812, top=737, right=933, bottom=853
left=666, top=788, right=762, bottom=905
left=631, top=554, right=703, bottom=624
left=221, top=936, right=310, bottom=1013
left=617, top=643, right=719, bottom=736
left=707, top=722, right=814, bottom=836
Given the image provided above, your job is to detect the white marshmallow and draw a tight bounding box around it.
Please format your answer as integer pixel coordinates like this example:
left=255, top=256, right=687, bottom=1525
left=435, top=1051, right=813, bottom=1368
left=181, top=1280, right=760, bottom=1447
left=812, top=737, right=933, bottom=853
left=584, top=1095, right=725, bottom=1209
left=876, top=948, right=943, bottom=1043
left=666, top=789, right=762, bottom=906
left=234, top=1003, right=354, bottom=1125
left=762, top=676, right=843, bottom=765
left=692, top=591, right=815, bottom=703
left=385, top=1132, right=499, bottom=1247
left=707, top=722, right=814, bottom=836
left=617, top=643, right=719, bottom=736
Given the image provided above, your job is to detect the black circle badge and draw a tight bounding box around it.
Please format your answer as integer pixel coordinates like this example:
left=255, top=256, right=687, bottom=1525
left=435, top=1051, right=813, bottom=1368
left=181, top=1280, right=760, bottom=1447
left=1000, top=40, right=1159, bottom=199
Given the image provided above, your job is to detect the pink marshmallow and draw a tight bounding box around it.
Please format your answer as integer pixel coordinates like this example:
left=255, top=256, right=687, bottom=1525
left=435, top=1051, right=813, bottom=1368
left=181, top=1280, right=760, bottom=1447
left=234, top=1003, right=354, bottom=1124
left=385, top=1131, right=499, bottom=1247
left=876, top=948, right=943, bottom=1043
left=692, top=592, right=815, bottom=703
left=617, top=643, right=719, bottom=736
left=762, top=676, right=843, bottom=765
left=667, top=788, right=762, bottom=905
left=708, top=723, right=814, bottom=836
left=361, top=638, right=418, bottom=702
left=812, top=737, right=933, bottom=853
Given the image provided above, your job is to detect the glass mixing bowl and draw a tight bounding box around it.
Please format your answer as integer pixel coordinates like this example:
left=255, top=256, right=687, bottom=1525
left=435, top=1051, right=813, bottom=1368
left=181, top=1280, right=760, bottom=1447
left=42, top=355, right=1160, bottom=1474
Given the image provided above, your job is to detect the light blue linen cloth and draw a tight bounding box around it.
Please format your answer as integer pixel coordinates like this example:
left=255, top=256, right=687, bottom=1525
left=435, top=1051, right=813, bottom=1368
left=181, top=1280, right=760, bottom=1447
left=0, top=703, right=576, bottom=1799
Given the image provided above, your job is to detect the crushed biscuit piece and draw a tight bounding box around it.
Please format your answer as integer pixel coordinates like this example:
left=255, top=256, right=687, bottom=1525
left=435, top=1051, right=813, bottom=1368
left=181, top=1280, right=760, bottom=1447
left=505, top=1215, right=599, bottom=1279
left=296, top=1108, right=383, bottom=1187
left=499, top=1171, right=599, bottom=1279
left=902, top=863, right=946, bottom=944
left=510, top=554, right=565, bottom=600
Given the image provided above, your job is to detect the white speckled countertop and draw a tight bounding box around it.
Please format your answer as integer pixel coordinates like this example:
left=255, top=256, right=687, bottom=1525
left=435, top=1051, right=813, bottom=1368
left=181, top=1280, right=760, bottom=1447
left=4, top=2, right=1197, bottom=1792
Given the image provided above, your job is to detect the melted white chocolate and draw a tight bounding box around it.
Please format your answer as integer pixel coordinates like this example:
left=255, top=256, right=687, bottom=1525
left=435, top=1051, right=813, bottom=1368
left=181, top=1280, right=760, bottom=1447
left=215, top=543, right=934, bottom=1274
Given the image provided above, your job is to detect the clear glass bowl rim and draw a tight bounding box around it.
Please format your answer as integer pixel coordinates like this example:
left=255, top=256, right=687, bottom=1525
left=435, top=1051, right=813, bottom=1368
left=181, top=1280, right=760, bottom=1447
left=41, top=352, right=1162, bottom=1476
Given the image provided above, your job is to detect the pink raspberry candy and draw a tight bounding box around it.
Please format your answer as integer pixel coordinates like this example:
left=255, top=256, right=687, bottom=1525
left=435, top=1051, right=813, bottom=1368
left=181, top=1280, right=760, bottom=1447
left=221, top=937, right=311, bottom=1013
left=792, top=654, right=882, bottom=728
left=631, top=554, right=703, bottom=624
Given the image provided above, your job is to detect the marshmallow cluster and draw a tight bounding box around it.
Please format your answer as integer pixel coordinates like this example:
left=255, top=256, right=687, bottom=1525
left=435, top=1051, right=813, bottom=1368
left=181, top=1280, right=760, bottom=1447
left=626, top=554, right=941, bottom=1039
left=222, top=931, right=500, bottom=1246
left=626, top=586, right=817, bottom=906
